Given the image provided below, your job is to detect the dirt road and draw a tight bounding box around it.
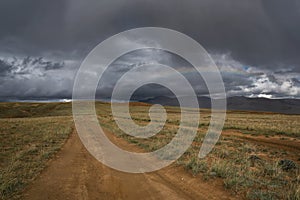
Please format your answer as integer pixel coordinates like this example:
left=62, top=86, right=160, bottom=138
left=23, top=131, right=236, bottom=200
left=223, top=130, right=300, bottom=162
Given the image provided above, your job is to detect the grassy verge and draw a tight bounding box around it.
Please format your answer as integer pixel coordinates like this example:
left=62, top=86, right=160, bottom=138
left=178, top=138, right=300, bottom=199
left=96, top=103, right=300, bottom=199
left=0, top=116, right=73, bottom=199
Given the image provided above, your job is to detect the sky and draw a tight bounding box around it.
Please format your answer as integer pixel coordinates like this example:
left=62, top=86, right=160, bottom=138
left=0, top=0, right=299, bottom=100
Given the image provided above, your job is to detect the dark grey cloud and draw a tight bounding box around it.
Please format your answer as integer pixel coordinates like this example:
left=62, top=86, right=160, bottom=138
left=96, top=49, right=198, bottom=99
left=95, top=50, right=299, bottom=99
left=0, top=57, right=64, bottom=76
left=0, top=59, right=14, bottom=76
left=0, top=0, right=299, bottom=99
left=213, top=54, right=300, bottom=98
left=1, top=0, right=300, bottom=65
left=0, top=57, right=73, bottom=99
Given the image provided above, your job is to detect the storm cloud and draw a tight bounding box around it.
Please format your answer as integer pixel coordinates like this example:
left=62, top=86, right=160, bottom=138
left=0, top=0, right=299, bottom=99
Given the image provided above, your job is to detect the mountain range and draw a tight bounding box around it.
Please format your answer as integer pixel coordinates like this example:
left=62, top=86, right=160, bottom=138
left=140, top=96, right=300, bottom=114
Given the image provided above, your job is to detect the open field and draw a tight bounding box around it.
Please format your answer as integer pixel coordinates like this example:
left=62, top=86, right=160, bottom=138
left=0, top=116, right=73, bottom=199
left=0, top=102, right=300, bottom=199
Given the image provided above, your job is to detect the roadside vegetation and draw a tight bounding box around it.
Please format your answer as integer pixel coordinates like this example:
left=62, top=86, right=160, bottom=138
left=0, top=103, right=73, bottom=199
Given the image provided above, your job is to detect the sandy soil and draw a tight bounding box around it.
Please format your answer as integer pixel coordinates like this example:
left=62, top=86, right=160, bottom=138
left=22, top=131, right=237, bottom=200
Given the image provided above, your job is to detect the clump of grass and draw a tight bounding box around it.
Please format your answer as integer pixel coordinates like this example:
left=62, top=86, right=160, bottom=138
left=246, top=189, right=278, bottom=200
left=184, top=157, right=208, bottom=176
left=262, top=162, right=282, bottom=177
left=284, top=185, right=300, bottom=200
left=224, top=170, right=254, bottom=193
left=217, top=149, right=230, bottom=159
left=210, top=160, right=234, bottom=178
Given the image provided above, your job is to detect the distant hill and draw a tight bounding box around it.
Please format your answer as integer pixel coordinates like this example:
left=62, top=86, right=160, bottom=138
left=1, top=96, right=299, bottom=114
left=140, top=96, right=300, bottom=114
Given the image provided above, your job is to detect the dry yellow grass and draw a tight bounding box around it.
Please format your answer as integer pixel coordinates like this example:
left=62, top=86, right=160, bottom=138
left=0, top=116, right=73, bottom=199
